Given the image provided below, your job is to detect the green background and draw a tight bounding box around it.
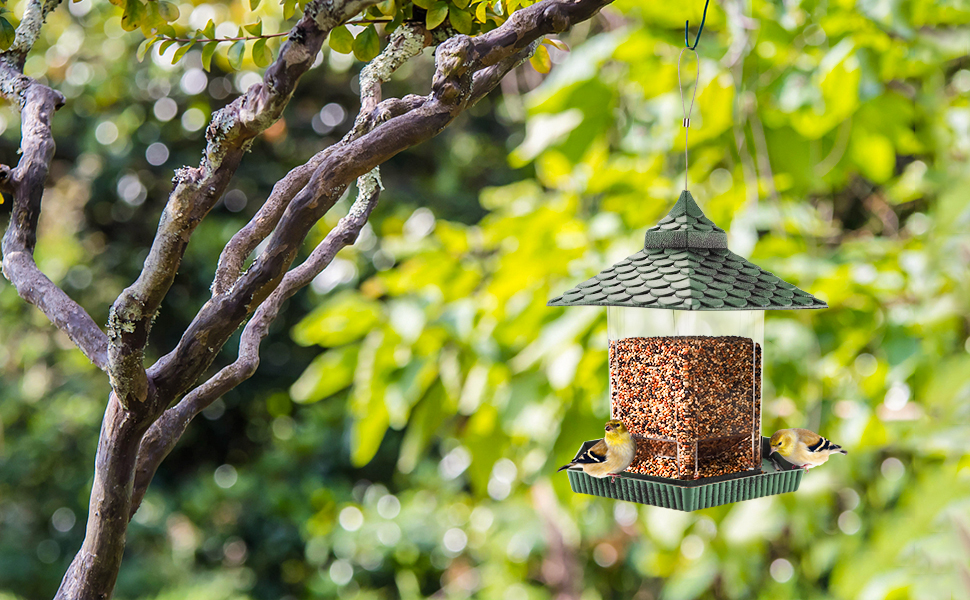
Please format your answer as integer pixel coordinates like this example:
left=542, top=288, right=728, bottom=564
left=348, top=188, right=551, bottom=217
left=1, top=0, right=969, bottom=598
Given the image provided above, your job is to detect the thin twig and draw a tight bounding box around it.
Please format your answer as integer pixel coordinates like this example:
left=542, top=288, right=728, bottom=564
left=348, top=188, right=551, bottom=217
left=156, top=18, right=423, bottom=44
left=157, top=31, right=291, bottom=43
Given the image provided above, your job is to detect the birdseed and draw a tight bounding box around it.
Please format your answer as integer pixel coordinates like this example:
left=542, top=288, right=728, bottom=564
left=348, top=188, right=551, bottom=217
left=610, top=335, right=762, bottom=480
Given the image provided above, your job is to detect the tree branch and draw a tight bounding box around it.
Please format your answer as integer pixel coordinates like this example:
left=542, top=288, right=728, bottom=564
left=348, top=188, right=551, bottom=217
left=56, top=2, right=382, bottom=598
left=150, top=0, right=607, bottom=408
left=2, top=0, right=62, bottom=69
left=136, top=23, right=432, bottom=514
left=131, top=183, right=382, bottom=517
left=469, top=40, right=540, bottom=105
left=208, top=93, right=425, bottom=297
left=54, top=395, right=152, bottom=600
left=46, top=1, right=613, bottom=596
left=0, top=64, right=109, bottom=370
left=211, top=23, right=430, bottom=296
left=105, top=0, right=382, bottom=408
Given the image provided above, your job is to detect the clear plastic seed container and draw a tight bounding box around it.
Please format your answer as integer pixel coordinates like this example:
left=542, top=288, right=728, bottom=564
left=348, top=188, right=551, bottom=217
left=607, top=307, right=764, bottom=480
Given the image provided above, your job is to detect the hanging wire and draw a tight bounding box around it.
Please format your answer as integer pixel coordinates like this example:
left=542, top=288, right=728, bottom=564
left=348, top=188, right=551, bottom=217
left=678, top=48, right=699, bottom=192
left=678, top=0, right=710, bottom=191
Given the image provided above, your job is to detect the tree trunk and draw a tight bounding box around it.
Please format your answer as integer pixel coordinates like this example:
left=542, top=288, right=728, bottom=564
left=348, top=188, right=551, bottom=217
left=54, top=395, right=152, bottom=600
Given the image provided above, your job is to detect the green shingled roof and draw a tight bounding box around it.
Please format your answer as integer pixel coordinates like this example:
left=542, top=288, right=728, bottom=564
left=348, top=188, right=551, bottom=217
left=547, top=191, right=828, bottom=311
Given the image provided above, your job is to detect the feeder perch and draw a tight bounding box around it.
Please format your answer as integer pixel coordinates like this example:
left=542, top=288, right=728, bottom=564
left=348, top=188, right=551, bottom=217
left=549, top=190, right=826, bottom=510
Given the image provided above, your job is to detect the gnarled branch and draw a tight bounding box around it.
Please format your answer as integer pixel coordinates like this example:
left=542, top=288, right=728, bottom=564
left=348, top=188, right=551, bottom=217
left=134, top=23, right=433, bottom=512
left=131, top=182, right=382, bottom=517
left=131, top=25, right=432, bottom=515
left=0, top=64, right=109, bottom=370
left=58, top=1, right=382, bottom=597
left=43, top=0, right=613, bottom=597
left=211, top=23, right=430, bottom=295
left=149, top=0, right=601, bottom=405
left=105, top=0, right=383, bottom=407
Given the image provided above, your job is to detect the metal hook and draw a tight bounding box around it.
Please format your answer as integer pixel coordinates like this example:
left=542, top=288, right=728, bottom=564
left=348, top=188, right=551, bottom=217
left=685, top=0, right=711, bottom=50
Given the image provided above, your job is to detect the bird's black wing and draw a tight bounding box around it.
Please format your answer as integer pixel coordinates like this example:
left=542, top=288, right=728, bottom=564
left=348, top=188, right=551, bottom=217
left=807, top=436, right=845, bottom=454
left=569, top=439, right=608, bottom=464
left=557, top=438, right=608, bottom=472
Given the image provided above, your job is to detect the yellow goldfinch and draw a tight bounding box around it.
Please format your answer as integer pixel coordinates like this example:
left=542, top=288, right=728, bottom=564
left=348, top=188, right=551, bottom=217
left=558, top=419, right=636, bottom=482
left=769, top=428, right=847, bottom=470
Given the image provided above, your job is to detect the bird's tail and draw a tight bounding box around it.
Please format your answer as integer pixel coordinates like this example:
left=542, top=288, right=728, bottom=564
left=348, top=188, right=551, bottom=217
left=837, top=448, right=847, bottom=455
left=557, top=463, right=573, bottom=472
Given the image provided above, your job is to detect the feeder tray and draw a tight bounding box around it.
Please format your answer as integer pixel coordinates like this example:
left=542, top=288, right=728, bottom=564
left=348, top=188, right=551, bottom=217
left=566, top=437, right=803, bottom=511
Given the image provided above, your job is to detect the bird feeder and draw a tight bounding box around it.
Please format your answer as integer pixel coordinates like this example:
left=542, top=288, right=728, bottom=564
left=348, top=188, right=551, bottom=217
left=549, top=191, right=827, bottom=511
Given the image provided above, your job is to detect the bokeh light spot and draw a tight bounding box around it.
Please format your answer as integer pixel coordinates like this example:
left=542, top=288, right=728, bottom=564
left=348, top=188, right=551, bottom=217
left=214, top=464, right=237, bottom=488
left=770, top=558, right=794, bottom=582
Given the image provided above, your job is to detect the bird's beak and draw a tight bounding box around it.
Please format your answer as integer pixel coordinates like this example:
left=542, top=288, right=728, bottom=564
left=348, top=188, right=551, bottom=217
left=769, top=447, right=777, bottom=455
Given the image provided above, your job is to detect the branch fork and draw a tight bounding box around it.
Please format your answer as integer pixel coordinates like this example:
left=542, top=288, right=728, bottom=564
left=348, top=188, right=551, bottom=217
left=0, top=0, right=616, bottom=597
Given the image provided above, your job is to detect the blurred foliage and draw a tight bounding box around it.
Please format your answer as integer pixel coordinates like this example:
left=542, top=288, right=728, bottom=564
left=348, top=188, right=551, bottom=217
left=135, top=0, right=547, bottom=72
left=3, top=0, right=970, bottom=599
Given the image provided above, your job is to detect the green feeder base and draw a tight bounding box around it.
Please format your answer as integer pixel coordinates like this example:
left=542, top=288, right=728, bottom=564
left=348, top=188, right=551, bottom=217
left=566, top=437, right=804, bottom=511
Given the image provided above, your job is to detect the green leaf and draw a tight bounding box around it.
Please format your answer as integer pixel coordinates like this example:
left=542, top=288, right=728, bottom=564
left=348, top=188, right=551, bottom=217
left=350, top=400, right=389, bottom=467
left=252, top=37, right=272, bottom=67
left=228, top=40, right=246, bottom=70
left=376, top=0, right=395, bottom=15
left=244, top=20, right=262, bottom=36
left=120, top=0, right=144, bottom=31
left=202, top=19, right=216, bottom=39
left=136, top=36, right=156, bottom=62
left=453, top=0, right=469, bottom=8
left=0, top=17, right=16, bottom=51
left=397, top=386, right=450, bottom=473
left=412, top=0, right=434, bottom=9
left=172, top=40, right=195, bottom=64
left=158, top=38, right=178, bottom=54
left=250, top=0, right=261, bottom=10
left=290, top=346, right=359, bottom=403
left=292, top=292, right=383, bottom=348
left=282, top=0, right=297, bottom=20
left=157, top=1, right=179, bottom=21
left=544, top=37, right=568, bottom=51
left=386, top=9, right=404, bottom=32
left=529, top=43, right=551, bottom=73
left=426, top=1, right=448, bottom=29
left=850, top=130, right=894, bottom=183
left=449, top=6, right=472, bottom=33
left=352, top=24, right=380, bottom=62
left=328, top=25, right=354, bottom=54
left=140, top=1, right=160, bottom=35
left=475, top=1, right=487, bottom=21
left=201, top=40, right=218, bottom=71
